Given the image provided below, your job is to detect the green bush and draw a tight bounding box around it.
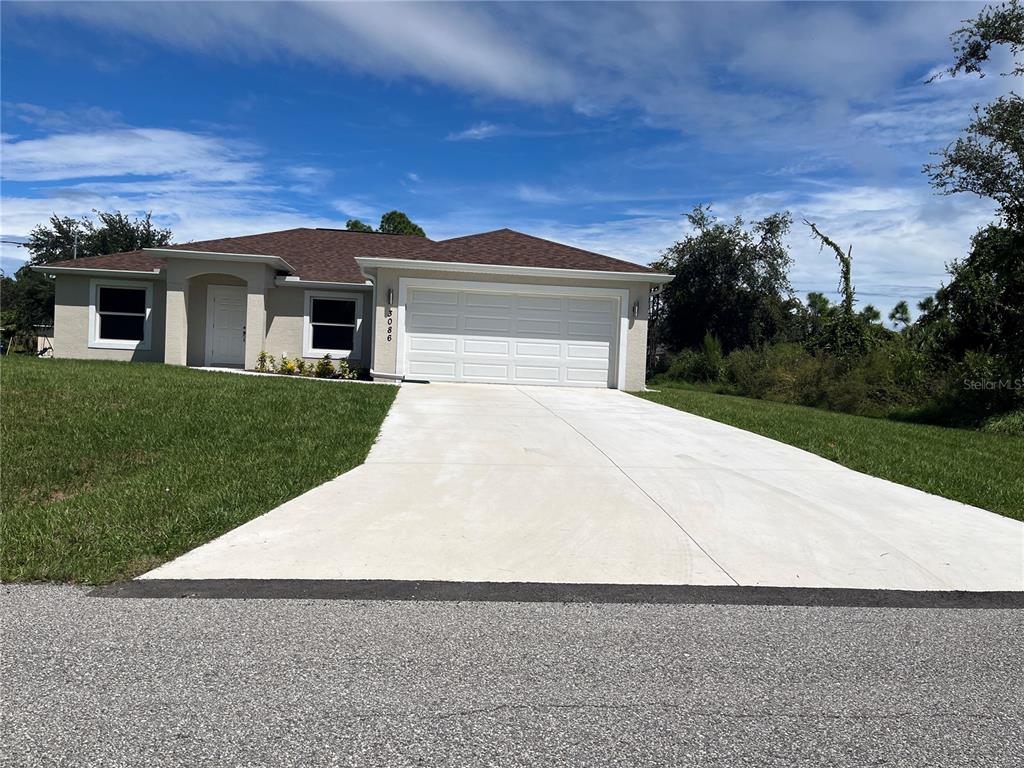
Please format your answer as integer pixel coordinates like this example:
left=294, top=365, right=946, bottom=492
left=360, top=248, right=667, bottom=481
left=665, top=349, right=704, bottom=382
left=981, top=409, right=1024, bottom=437
left=314, top=355, right=336, bottom=379
left=277, top=355, right=297, bottom=375
left=255, top=351, right=275, bottom=373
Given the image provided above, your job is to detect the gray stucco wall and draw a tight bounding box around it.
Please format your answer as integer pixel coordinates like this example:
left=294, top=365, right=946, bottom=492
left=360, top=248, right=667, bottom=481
left=369, top=267, right=652, bottom=390
left=264, top=284, right=373, bottom=365
left=51, top=274, right=166, bottom=363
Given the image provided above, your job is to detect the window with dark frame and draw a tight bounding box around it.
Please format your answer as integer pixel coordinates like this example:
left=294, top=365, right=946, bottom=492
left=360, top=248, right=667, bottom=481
left=310, top=297, right=356, bottom=351
left=97, top=286, right=147, bottom=342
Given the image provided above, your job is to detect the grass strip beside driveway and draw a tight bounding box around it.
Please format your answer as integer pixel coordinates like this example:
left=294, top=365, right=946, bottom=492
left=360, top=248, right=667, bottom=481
left=1, top=358, right=397, bottom=583
left=635, top=385, right=1023, bottom=521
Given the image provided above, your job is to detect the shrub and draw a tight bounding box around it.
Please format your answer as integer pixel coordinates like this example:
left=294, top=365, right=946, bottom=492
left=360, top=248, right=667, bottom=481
left=277, top=355, right=297, bottom=376
left=697, top=332, right=724, bottom=382
left=295, top=359, right=308, bottom=376
left=665, top=349, right=703, bottom=382
left=255, top=351, right=275, bottom=373
left=314, top=355, right=336, bottom=379
left=981, top=409, right=1024, bottom=437
left=335, top=358, right=360, bottom=380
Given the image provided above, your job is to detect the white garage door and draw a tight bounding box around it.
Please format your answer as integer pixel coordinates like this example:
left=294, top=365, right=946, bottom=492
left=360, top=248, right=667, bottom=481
left=403, top=285, right=620, bottom=387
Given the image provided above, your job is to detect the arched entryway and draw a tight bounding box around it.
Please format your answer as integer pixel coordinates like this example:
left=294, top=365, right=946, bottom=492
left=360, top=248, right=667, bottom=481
left=185, top=273, right=248, bottom=367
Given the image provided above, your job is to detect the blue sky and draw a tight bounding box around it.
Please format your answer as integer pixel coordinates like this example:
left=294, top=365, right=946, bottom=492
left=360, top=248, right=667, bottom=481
left=1, top=1, right=1013, bottom=316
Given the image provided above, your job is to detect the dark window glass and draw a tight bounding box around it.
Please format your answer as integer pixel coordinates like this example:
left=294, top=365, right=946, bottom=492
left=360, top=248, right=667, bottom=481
left=99, top=287, right=146, bottom=314
left=311, top=298, right=355, bottom=325
left=100, top=314, right=145, bottom=341
left=312, top=324, right=354, bottom=351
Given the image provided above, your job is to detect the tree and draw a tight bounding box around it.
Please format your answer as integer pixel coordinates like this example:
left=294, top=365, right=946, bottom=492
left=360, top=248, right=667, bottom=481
left=25, top=210, right=172, bottom=266
left=377, top=210, right=426, bottom=237
left=804, top=220, right=855, bottom=315
left=651, top=205, right=795, bottom=352
left=802, top=221, right=878, bottom=357
left=920, top=225, right=1024, bottom=369
left=859, top=304, right=882, bottom=324
left=926, top=0, right=1024, bottom=230
left=345, top=219, right=374, bottom=233
left=888, top=300, right=912, bottom=330
left=2, top=211, right=172, bottom=352
left=936, top=0, right=1022, bottom=79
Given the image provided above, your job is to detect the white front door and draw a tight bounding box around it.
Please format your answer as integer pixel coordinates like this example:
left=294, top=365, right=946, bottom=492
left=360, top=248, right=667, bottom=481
left=206, top=285, right=246, bottom=366
left=402, top=285, right=619, bottom=387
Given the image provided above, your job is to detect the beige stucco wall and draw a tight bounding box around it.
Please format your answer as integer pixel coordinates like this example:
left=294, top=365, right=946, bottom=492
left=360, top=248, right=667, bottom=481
left=51, top=274, right=166, bottom=362
left=369, top=267, right=652, bottom=390
left=164, top=258, right=272, bottom=370
left=264, top=284, right=373, bottom=365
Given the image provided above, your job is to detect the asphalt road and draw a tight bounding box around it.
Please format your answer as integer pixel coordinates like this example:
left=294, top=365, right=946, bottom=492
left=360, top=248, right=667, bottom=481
left=2, top=584, right=1022, bottom=767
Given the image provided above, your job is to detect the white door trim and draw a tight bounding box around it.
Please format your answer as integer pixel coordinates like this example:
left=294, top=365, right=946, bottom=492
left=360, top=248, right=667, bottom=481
left=396, top=276, right=629, bottom=389
left=204, top=284, right=246, bottom=366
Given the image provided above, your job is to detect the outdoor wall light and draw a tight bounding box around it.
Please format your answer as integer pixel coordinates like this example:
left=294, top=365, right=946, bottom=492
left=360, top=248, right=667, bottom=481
left=632, top=300, right=640, bottom=319
left=387, top=288, right=394, bottom=305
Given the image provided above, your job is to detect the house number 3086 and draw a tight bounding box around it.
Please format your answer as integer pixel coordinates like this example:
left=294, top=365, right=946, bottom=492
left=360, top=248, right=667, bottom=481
left=386, top=308, right=393, bottom=342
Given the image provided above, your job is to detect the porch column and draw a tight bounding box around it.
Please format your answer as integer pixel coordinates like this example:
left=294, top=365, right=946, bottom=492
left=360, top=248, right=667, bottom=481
left=243, top=268, right=268, bottom=370
left=164, top=278, right=187, bottom=366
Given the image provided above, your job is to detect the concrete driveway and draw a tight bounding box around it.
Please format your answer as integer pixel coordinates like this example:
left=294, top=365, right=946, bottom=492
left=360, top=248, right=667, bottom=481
left=143, top=384, right=1023, bottom=590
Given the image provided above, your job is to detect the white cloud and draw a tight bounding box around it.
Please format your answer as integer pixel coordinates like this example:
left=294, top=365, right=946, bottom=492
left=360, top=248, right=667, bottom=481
left=331, top=197, right=377, bottom=221
left=1, top=128, right=259, bottom=182
left=447, top=122, right=502, bottom=141
left=513, top=184, right=567, bottom=204
left=0, top=122, right=346, bottom=243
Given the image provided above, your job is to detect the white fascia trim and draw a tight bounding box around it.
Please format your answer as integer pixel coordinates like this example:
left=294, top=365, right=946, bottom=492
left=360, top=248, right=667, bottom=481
left=395, top=276, right=630, bottom=391
left=355, top=256, right=673, bottom=284
left=275, top=276, right=372, bottom=289
left=144, top=248, right=295, bottom=274
left=31, top=265, right=164, bottom=279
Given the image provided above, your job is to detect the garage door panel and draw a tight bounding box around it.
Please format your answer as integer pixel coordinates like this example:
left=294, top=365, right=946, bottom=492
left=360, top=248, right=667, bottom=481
left=515, top=317, right=562, bottom=336
left=463, top=339, right=509, bottom=356
left=408, top=360, right=458, bottom=377
left=567, top=320, right=614, bottom=338
left=515, top=341, right=560, bottom=358
left=517, top=295, right=562, bottom=312
left=566, top=367, right=610, bottom=383
left=464, top=315, right=511, bottom=333
left=404, top=285, right=618, bottom=388
left=568, top=297, right=614, bottom=313
left=514, top=365, right=560, bottom=382
left=409, top=336, right=458, bottom=353
left=462, top=363, right=509, bottom=379
left=409, top=312, right=458, bottom=331
left=465, top=293, right=513, bottom=309
left=567, top=343, right=610, bottom=360
left=409, top=288, right=458, bottom=306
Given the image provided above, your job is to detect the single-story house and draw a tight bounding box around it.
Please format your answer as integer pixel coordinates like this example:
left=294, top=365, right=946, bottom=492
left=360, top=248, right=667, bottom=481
left=33, top=227, right=672, bottom=389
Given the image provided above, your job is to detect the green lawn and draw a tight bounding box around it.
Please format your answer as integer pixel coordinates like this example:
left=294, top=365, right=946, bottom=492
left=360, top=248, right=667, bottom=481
left=636, top=384, right=1024, bottom=521
left=1, top=357, right=396, bottom=583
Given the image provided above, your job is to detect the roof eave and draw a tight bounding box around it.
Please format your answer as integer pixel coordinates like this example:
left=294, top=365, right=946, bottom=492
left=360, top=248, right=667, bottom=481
left=353, top=257, right=672, bottom=283
left=31, top=265, right=164, bottom=279
left=144, top=248, right=295, bottom=274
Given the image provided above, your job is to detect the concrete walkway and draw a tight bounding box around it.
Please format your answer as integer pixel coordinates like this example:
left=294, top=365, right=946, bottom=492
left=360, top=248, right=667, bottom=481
left=142, top=384, right=1024, bottom=590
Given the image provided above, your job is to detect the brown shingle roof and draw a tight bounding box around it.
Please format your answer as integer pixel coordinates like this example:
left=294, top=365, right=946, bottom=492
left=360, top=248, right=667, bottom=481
left=163, top=228, right=427, bottom=283
left=404, top=228, right=656, bottom=273
left=45, top=227, right=660, bottom=281
left=45, top=250, right=164, bottom=272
